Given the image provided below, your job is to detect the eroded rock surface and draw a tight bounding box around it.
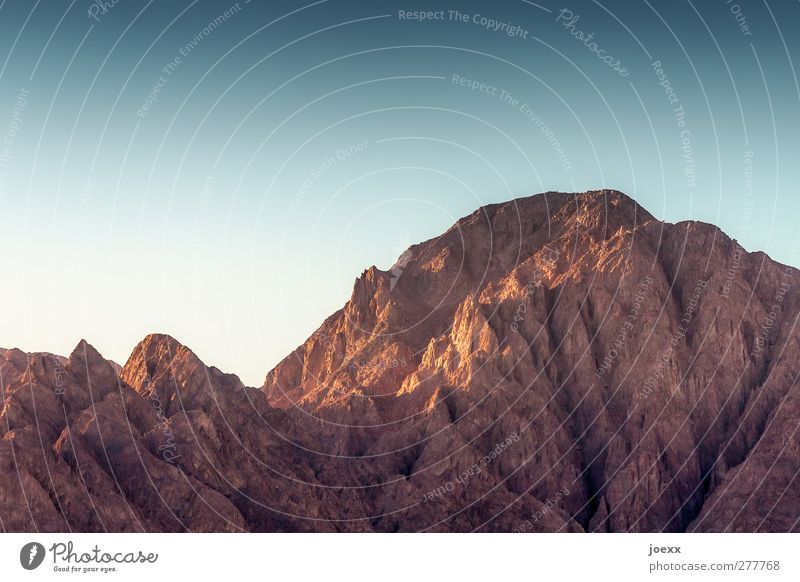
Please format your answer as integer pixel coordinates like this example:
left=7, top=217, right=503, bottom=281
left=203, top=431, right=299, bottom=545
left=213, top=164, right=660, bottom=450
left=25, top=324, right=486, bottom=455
left=3, top=191, right=799, bottom=531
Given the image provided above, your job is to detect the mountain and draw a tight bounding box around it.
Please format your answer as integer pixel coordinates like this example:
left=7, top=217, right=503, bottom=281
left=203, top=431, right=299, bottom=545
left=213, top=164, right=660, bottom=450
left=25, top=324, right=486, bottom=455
left=2, top=190, right=799, bottom=532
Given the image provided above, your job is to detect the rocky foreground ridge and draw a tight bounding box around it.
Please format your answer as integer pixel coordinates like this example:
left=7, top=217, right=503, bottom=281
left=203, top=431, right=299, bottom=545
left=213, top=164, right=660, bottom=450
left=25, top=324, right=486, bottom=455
left=2, top=190, right=799, bottom=532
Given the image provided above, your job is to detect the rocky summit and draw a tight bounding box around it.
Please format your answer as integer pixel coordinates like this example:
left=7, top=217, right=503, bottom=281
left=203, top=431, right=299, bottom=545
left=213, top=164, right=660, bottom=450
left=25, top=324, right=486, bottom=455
left=2, top=190, right=799, bottom=532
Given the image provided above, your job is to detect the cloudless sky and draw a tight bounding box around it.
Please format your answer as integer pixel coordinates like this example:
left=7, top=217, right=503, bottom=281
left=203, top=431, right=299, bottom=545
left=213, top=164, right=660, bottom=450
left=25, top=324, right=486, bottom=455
left=0, top=0, right=798, bottom=385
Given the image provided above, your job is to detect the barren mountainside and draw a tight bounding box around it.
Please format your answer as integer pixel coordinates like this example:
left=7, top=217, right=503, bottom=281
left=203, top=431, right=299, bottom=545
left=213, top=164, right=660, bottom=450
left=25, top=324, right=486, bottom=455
left=2, top=190, right=799, bottom=532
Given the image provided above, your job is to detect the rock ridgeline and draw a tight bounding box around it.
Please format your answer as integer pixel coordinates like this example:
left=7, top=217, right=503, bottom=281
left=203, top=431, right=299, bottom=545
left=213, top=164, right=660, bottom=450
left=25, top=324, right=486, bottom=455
left=3, top=190, right=799, bottom=532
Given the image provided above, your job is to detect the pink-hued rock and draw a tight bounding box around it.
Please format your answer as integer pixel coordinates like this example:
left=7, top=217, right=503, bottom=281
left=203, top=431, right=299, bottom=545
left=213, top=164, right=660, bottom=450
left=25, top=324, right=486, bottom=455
left=2, top=190, right=799, bottom=532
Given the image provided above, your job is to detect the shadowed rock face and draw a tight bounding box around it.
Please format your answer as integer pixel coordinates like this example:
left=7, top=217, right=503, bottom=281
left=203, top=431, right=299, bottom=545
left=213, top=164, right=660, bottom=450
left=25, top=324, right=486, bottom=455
left=3, top=190, right=800, bottom=532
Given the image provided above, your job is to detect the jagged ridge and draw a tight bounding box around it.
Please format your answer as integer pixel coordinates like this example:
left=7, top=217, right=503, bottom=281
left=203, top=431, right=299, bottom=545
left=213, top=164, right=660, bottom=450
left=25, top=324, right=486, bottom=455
left=2, top=190, right=799, bottom=532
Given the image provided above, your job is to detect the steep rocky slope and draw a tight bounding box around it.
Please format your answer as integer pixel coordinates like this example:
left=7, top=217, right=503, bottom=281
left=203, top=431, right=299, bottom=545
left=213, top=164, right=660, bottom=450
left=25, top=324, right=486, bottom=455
left=2, top=190, right=799, bottom=532
left=0, top=336, right=370, bottom=532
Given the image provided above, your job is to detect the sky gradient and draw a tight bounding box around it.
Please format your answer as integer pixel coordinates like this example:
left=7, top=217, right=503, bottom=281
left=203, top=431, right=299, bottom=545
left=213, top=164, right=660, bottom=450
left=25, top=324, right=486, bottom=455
left=0, top=0, right=798, bottom=386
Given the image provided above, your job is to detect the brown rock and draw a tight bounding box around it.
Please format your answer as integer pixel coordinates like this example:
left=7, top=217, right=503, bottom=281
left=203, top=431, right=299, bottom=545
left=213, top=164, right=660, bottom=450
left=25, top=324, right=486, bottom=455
left=2, top=190, right=799, bottom=532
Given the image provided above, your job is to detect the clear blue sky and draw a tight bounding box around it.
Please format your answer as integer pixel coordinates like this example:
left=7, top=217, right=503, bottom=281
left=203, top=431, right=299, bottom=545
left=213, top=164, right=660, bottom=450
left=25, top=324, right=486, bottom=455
left=0, top=0, right=798, bottom=386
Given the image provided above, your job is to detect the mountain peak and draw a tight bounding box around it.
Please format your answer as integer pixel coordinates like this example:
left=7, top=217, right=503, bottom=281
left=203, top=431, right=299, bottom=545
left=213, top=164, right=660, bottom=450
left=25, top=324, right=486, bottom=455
left=446, top=189, right=654, bottom=234
left=264, top=189, right=664, bottom=412
left=261, top=189, right=800, bottom=532
left=121, top=333, right=201, bottom=394
left=4, top=190, right=800, bottom=533
left=67, top=339, right=118, bottom=385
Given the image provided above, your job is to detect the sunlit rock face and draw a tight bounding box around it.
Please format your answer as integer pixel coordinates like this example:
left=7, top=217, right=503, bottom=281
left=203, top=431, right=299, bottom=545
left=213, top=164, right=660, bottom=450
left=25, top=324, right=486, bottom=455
left=3, top=191, right=799, bottom=532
